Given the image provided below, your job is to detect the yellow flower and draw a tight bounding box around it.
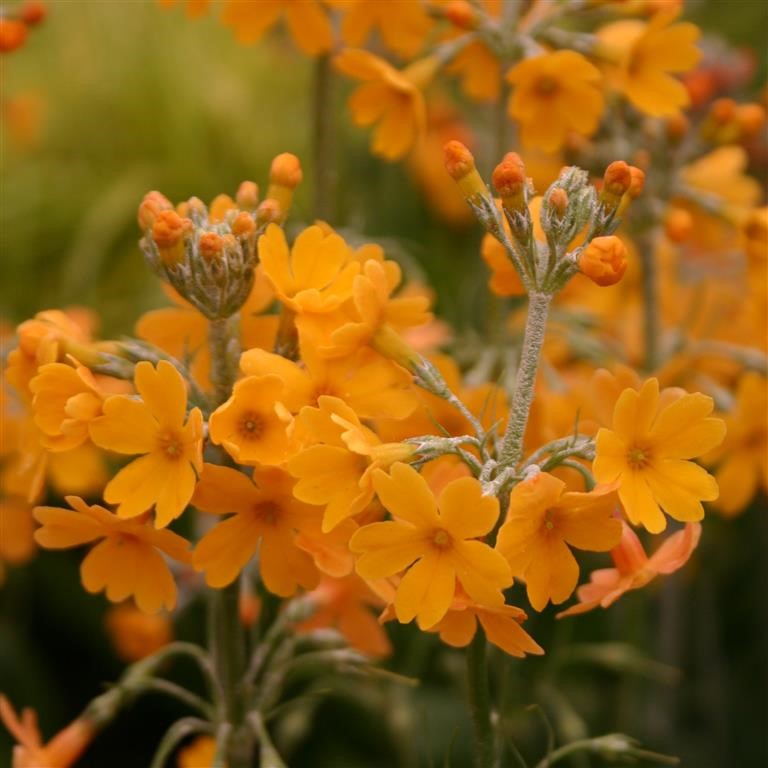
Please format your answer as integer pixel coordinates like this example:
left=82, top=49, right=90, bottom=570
left=506, top=50, right=604, bottom=152
left=192, top=464, right=320, bottom=596
left=208, top=375, right=296, bottom=466
left=30, top=362, right=104, bottom=451
left=289, top=396, right=413, bottom=531
left=594, top=378, right=725, bottom=533
left=704, top=373, right=767, bottom=517
left=220, top=0, right=333, bottom=56
left=597, top=8, right=701, bottom=117
left=89, top=361, right=203, bottom=528
left=350, top=463, right=511, bottom=629
left=496, top=471, right=622, bottom=611
left=335, top=49, right=439, bottom=161
left=34, top=496, right=192, bottom=612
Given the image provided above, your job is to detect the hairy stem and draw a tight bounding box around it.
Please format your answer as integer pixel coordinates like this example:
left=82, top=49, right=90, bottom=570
left=208, top=317, right=238, bottom=407
left=498, top=291, right=552, bottom=469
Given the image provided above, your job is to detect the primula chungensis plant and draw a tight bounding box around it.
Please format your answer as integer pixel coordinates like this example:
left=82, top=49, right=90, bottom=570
left=2, top=1, right=766, bottom=767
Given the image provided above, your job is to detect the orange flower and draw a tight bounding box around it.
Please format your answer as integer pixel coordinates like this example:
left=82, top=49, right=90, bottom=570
left=506, top=50, right=604, bottom=152
left=30, top=363, right=104, bottom=451
left=0, top=696, right=94, bottom=768
left=0, top=497, right=36, bottom=584
left=295, top=574, right=391, bottom=657
left=0, top=19, right=27, bottom=53
left=89, top=361, right=203, bottom=528
left=597, top=8, right=701, bottom=117
left=350, top=463, right=511, bottom=629
left=177, top=736, right=216, bottom=768
left=445, top=41, right=502, bottom=103
left=220, top=0, right=333, bottom=55
left=557, top=520, right=701, bottom=617
left=289, top=396, right=414, bottom=531
left=704, top=373, right=767, bottom=517
left=157, top=0, right=212, bottom=19
left=429, top=589, right=544, bottom=658
left=335, top=49, right=439, bottom=161
left=104, top=603, right=173, bottom=662
left=34, top=496, right=192, bottom=612
left=192, top=464, right=320, bottom=596
left=208, top=375, right=296, bottom=466
left=578, top=236, right=628, bottom=287
left=496, top=472, right=622, bottom=611
left=594, top=378, right=725, bottom=533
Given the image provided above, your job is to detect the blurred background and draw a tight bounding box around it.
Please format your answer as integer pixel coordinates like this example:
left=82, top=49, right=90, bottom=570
left=1, top=1, right=766, bottom=766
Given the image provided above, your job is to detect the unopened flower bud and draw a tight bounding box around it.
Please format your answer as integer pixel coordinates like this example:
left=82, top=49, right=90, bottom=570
left=209, top=193, right=236, bottom=224
left=603, top=161, right=632, bottom=199
left=665, top=113, right=689, bottom=142
left=236, top=180, right=259, bottom=210
left=0, top=19, right=27, bottom=52
left=444, top=140, right=487, bottom=200
left=548, top=188, right=568, bottom=217
left=736, top=103, right=766, bottom=138
left=199, top=231, right=224, bottom=261
left=20, top=1, right=47, bottom=26
left=152, top=210, right=190, bottom=266
left=256, top=198, right=282, bottom=225
left=492, top=152, right=526, bottom=213
left=232, top=211, right=256, bottom=238
left=578, top=236, right=627, bottom=286
left=626, top=166, right=645, bottom=199
left=137, top=191, right=173, bottom=231
left=180, top=196, right=206, bottom=222
left=664, top=207, right=693, bottom=243
left=269, top=153, right=303, bottom=189
left=445, top=0, right=478, bottom=29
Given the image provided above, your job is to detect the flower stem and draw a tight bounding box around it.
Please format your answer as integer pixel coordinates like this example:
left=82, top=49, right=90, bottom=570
left=498, top=291, right=552, bottom=470
left=312, top=53, right=335, bottom=221
left=208, top=316, right=238, bottom=407
left=467, top=627, right=497, bottom=768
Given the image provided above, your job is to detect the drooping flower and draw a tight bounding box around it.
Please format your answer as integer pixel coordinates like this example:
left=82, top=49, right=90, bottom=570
left=89, top=361, right=203, bottom=528
left=557, top=521, right=701, bottom=617
left=220, top=0, right=333, bottom=56
left=506, top=50, right=604, bottom=152
left=597, top=8, right=701, bottom=117
left=593, top=378, right=725, bottom=533
left=34, top=496, right=192, bottom=612
left=0, top=696, right=94, bottom=768
left=335, top=48, right=439, bottom=161
left=496, top=471, right=622, bottom=611
left=192, top=464, right=320, bottom=596
left=350, top=463, right=511, bottom=629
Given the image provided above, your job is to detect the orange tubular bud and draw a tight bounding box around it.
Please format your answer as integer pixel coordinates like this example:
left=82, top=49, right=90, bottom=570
left=602, top=161, right=632, bottom=199
left=548, top=188, right=568, bottom=217
left=236, top=180, right=259, bottom=210
left=736, top=103, right=766, bottom=138
left=0, top=19, right=28, bottom=53
left=199, top=231, right=224, bottom=261
left=578, top=236, right=627, bottom=287
left=443, top=141, right=488, bottom=201
left=267, top=153, right=302, bottom=217
left=152, top=210, right=189, bottom=266
left=256, top=198, right=282, bottom=225
left=626, top=166, right=645, bottom=199
left=445, top=0, right=478, bottom=30
left=137, top=191, right=173, bottom=231
left=209, top=194, right=236, bottom=224
left=231, top=211, right=256, bottom=238
left=664, top=207, right=693, bottom=243
left=492, top=152, right=526, bottom=213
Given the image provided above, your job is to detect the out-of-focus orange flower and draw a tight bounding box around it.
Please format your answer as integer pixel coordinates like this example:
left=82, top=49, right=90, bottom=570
left=177, top=736, right=216, bottom=768
left=496, top=472, right=622, bottom=611
left=0, top=696, right=94, bottom=768
left=557, top=521, right=701, bottom=617
left=335, top=49, right=439, bottom=161
left=104, top=603, right=173, bottom=662
left=594, top=378, right=725, bottom=533
left=221, top=0, right=333, bottom=55
left=506, top=51, right=604, bottom=152
left=0, top=497, right=36, bottom=584
left=597, top=8, right=701, bottom=117
left=157, top=0, right=212, bottom=19
left=0, top=19, right=27, bottom=53
left=34, top=496, right=192, bottom=612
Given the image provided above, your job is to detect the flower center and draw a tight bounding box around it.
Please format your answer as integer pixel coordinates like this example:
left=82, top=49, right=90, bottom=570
left=535, top=76, right=559, bottom=97
left=158, top=431, right=184, bottom=461
left=432, top=528, right=452, bottom=550
left=238, top=411, right=265, bottom=440
left=626, top=444, right=651, bottom=469
left=255, top=501, right=281, bottom=526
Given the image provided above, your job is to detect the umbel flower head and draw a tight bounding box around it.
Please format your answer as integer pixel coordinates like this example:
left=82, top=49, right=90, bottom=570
left=594, top=378, right=725, bottom=533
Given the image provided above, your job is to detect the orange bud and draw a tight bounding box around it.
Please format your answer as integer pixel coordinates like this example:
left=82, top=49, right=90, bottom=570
left=665, top=113, right=690, bottom=142
left=0, top=19, right=28, bottom=53
left=137, top=191, right=172, bottom=231
left=492, top=152, right=526, bottom=212
left=232, top=211, right=256, bottom=238
left=183, top=196, right=207, bottom=221
left=578, top=236, right=627, bottom=287
left=199, top=231, right=224, bottom=261
left=269, top=153, right=303, bottom=189
left=602, top=161, right=632, bottom=199
left=20, top=1, right=47, bottom=26
left=209, top=193, right=236, bottom=224
left=548, top=188, right=568, bottom=217
left=445, top=0, right=478, bottom=30
left=443, top=140, right=475, bottom=180
left=236, top=180, right=259, bottom=210
left=626, top=166, right=645, bottom=199
left=256, top=198, right=282, bottom=225
left=736, top=103, right=766, bottom=138
left=664, top=207, right=693, bottom=243
left=710, top=98, right=737, bottom=124
left=152, top=210, right=190, bottom=266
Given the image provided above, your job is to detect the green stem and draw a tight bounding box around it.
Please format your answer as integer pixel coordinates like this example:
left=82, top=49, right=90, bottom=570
left=312, top=53, right=335, bottom=221
left=208, top=317, right=238, bottom=407
left=467, top=628, right=497, bottom=768
left=498, top=291, right=552, bottom=469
